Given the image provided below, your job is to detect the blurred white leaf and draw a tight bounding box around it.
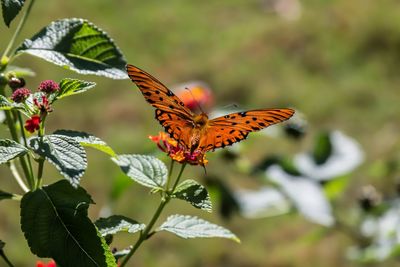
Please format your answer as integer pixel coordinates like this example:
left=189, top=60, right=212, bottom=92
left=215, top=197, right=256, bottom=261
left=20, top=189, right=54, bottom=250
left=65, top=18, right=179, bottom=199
left=294, top=131, right=364, bottom=181
left=357, top=200, right=400, bottom=261
left=266, top=165, right=335, bottom=227
left=234, top=187, right=290, bottom=218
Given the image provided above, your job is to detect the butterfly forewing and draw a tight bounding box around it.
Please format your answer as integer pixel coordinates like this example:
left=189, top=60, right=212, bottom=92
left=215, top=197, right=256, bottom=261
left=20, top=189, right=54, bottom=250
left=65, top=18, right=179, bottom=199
left=200, top=108, right=295, bottom=151
left=126, top=64, right=194, bottom=119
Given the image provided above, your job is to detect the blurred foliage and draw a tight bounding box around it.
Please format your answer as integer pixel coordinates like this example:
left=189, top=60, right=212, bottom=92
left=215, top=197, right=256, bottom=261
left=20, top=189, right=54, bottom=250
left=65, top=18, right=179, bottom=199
left=1, top=0, right=400, bottom=266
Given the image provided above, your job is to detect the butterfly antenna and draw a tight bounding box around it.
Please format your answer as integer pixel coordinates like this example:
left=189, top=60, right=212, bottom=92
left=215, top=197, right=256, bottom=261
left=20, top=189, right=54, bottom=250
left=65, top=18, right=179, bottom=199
left=185, top=87, right=205, bottom=113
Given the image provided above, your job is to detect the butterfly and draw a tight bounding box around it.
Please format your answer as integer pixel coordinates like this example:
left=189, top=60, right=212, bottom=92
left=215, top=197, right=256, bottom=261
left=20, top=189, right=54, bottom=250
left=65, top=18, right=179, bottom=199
left=126, top=64, right=295, bottom=154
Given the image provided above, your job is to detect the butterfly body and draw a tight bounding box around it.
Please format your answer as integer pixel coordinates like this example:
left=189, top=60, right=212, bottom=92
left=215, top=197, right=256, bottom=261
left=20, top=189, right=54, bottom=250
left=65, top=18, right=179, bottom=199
left=126, top=64, right=295, bottom=154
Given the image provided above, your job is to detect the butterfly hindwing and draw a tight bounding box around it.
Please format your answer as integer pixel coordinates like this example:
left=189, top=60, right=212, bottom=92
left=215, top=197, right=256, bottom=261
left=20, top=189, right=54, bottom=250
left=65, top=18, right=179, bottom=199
left=201, top=108, right=295, bottom=151
left=155, top=109, right=193, bottom=147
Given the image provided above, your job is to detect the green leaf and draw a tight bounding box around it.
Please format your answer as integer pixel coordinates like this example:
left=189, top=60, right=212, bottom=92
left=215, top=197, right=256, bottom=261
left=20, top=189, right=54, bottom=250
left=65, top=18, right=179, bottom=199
left=158, top=215, right=240, bottom=242
left=172, top=179, right=212, bottom=212
left=0, top=95, right=24, bottom=111
left=0, top=190, right=14, bottom=201
left=112, top=154, right=168, bottom=189
left=28, top=135, right=87, bottom=187
left=56, top=78, right=96, bottom=99
left=0, top=139, right=28, bottom=164
left=16, top=18, right=127, bottom=79
left=20, top=180, right=117, bottom=267
left=53, top=129, right=116, bottom=156
left=1, top=0, right=25, bottom=27
left=7, top=65, right=36, bottom=77
left=95, top=215, right=145, bottom=236
left=312, top=132, right=332, bottom=165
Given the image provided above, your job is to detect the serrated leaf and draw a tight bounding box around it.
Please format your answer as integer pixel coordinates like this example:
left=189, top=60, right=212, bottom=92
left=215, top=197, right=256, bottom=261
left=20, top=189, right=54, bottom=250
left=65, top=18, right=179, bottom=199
left=1, top=0, right=25, bottom=27
left=0, top=139, right=28, bottom=164
left=172, top=179, right=212, bottom=212
left=0, top=190, right=14, bottom=201
left=95, top=215, right=145, bottom=236
left=53, top=129, right=116, bottom=156
left=56, top=78, right=96, bottom=99
left=112, top=154, right=167, bottom=189
left=16, top=18, right=127, bottom=79
left=98, top=230, right=118, bottom=267
left=158, top=215, right=239, bottom=242
left=0, top=95, right=24, bottom=111
left=28, top=135, right=87, bottom=187
left=20, top=180, right=117, bottom=267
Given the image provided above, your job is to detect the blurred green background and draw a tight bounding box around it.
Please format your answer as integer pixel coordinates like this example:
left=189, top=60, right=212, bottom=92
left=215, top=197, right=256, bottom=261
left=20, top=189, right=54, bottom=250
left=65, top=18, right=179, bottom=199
left=1, top=0, right=400, bottom=266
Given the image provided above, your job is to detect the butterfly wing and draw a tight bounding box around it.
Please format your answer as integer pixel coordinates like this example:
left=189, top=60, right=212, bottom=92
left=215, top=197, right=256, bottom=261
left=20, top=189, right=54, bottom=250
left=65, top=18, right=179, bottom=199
left=199, top=108, right=295, bottom=151
left=126, top=64, right=195, bottom=146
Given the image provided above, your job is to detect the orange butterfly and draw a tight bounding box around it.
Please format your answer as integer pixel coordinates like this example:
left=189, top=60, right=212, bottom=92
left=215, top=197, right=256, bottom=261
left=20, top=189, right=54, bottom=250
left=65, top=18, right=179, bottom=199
left=126, top=64, right=295, bottom=154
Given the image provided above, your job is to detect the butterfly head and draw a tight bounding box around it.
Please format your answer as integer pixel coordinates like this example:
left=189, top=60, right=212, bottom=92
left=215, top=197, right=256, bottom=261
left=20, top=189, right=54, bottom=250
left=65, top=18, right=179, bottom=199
left=193, top=113, right=209, bottom=128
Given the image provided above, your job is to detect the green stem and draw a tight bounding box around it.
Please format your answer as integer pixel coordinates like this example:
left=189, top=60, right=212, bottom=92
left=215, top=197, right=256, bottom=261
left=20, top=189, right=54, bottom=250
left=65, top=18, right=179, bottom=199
left=0, top=249, right=14, bottom=267
left=35, top=117, right=46, bottom=189
left=120, top=163, right=187, bottom=267
left=0, top=85, right=33, bottom=189
left=35, top=159, right=44, bottom=189
left=16, top=111, right=34, bottom=182
left=165, top=160, right=175, bottom=190
left=169, top=162, right=186, bottom=193
left=1, top=0, right=36, bottom=61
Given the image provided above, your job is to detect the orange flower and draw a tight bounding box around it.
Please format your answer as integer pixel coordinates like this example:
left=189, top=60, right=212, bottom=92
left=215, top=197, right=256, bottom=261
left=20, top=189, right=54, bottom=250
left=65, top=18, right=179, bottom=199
left=174, top=82, right=214, bottom=112
left=149, top=132, right=208, bottom=166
